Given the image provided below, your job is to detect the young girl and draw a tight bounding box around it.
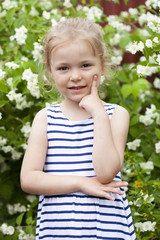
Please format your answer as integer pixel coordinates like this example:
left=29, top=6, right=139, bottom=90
left=20, top=18, right=136, bottom=240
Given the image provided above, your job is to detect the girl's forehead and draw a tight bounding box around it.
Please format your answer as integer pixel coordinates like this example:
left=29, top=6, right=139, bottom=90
left=51, top=39, right=95, bottom=58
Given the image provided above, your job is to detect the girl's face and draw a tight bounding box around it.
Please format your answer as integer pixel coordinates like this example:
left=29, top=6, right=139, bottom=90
left=49, top=39, right=104, bottom=104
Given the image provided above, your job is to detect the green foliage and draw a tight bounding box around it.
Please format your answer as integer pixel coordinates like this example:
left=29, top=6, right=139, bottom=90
left=0, top=0, right=160, bottom=239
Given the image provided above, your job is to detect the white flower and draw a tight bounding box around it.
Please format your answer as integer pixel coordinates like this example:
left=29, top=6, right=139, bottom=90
left=26, top=195, right=37, bottom=203
left=0, top=112, right=2, bottom=120
left=63, top=0, right=72, bottom=8
left=5, top=61, right=19, bottom=69
left=135, top=221, right=156, bottom=232
left=22, top=68, right=41, bottom=98
left=146, top=39, right=153, bottom=48
left=137, top=65, right=157, bottom=77
left=0, top=223, right=15, bottom=235
left=42, top=10, right=50, bottom=19
left=21, top=122, right=31, bottom=138
left=126, top=42, right=139, bottom=54
left=10, top=25, right=28, bottom=45
left=6, top=89, right=31, bottom=110
left=155, top=141, right=160, bottom=153
left=139, top=115, right=153, bottom=126
left=127, top=139, right=141, bottom=150
left=128, top=8, right=138, bottom=15
left=7, top=203, right=27, bottom=215
left=138, top=41, right=144, bottom=51
left=18, top=229, right=35, bottom=240
left=138, top=89, right=151, bottom=102
left=153, top=36, right=158, bottom=43
left=140, top=161, right=154, bottom=173
left=111, top=56, right=122, bottom=65
left=2, top=0, right=18, bottom=10
left=120, top=11, right=128, bottom=18
left=157, top=55, right=160, bottom=65
left=135, top=222, right=144, bottom=232
left=147, top=22, right=157, bottom=32
left=140, top=104, right=159, bottom=126
left=134, top=212, right=142, bottom=216
left=87, top=6, right=103, bottom=21
left=22, top=68, right=34, bottom=81
left=51, top=18, right=57, bottom=26
left=0, top=69, right=6, bottom=79
left=126, top=41, right=144, bottom=54
left=21, top=56, right=28, bottom=62
left=138, top=13, right=147, bottom=26
left=146, top=0, right=160, bottom=9
left=2, top=145, right=14, bottom=153
left=0, top=10, right=7, bottom=18
left=0, top=136, right=7, bottom=146
left=14, top=203, right=27, bottom=213
left=146, top=104, right=156, bottom=115
left=51, top=9, right=59, bottom=15
left=143, top=193, right=154, bottom=203
left=142, top=221, right=156, bottom=232
left=32, top=42, right=43, bottom=61
left=11, top=150, right=22, bottom=160
left=29, top=6, right=39, bottom=16
left=21, top=143, right=27, bottom=150
left=109, top=33, right=122, bottom=46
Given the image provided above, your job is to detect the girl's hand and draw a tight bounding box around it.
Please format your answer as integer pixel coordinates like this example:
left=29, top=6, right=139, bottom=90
left=79, top=177, right=128, bottom=201
left=79, top=75, right=105, bottom=118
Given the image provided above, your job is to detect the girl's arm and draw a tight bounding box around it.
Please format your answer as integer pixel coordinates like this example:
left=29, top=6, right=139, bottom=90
left=20, top=108, right=81, bottom=196
left=20, top=108, right=128, bottom=199
left=79, top=77, right=129, bottom=184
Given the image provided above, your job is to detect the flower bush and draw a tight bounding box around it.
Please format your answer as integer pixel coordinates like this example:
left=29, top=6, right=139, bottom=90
left=0, top=0, right=159, bottom=239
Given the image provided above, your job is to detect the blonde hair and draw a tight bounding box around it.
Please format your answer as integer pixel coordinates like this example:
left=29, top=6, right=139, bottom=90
left=43, top=17, right=108, bottom=72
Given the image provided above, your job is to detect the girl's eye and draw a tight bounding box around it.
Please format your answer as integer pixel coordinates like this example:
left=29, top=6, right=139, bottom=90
left=58, top=66, right=69, bottom=71
left=82, top=63, right=91, bottom=68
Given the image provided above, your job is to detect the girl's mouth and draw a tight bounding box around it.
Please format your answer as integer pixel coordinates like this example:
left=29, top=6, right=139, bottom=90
left=69, top=86, right=86, bottom=90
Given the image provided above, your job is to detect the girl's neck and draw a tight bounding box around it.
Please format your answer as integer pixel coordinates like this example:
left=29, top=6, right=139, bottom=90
left=60, top=99, right=91, bottom=121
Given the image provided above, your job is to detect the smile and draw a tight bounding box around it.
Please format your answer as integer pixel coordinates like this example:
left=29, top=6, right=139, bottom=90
left=69, top=86, right=86, bottom=90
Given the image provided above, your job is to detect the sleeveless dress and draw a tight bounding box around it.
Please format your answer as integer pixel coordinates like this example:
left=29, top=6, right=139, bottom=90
left=36, top=103, right=137, bottom=240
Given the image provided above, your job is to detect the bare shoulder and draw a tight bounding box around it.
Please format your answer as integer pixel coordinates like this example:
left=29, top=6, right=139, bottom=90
left=28, top=108, right=48, bottom=140
left=113, top=105, right=130, bottom=119
left=109, top=104, right=129, bottom=127
left=34, top=108, right=47, bottom=121
left=32, top=108, right=47, bottom=127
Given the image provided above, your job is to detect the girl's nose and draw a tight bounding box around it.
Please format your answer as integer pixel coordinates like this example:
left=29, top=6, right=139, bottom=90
left=70, top=69, right=82, bottom=81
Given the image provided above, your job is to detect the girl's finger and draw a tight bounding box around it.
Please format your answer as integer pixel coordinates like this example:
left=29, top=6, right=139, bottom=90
left=91, top=75, right=98, bottom=95
left=107, top=181, right=128, bottom=188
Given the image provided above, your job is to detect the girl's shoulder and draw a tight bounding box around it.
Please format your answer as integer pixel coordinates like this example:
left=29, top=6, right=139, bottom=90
left=103, top=102, right=129, bottom=120
left=32, top=108, right=48, bottom=127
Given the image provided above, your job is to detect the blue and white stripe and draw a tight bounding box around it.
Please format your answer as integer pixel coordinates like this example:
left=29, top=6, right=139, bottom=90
left=36, top=104, right=136, bottom=240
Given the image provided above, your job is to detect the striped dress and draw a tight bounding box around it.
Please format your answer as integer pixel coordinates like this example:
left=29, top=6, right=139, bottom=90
left=36, top=103, right=137, bottom=240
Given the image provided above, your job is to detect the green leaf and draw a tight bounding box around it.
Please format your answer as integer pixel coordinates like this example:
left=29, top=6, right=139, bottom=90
left=119, top=36, right=131, bottom=49
left=6, top=8, right=16, bottom=27
left=152, top=155, right=160, bottom=168
left=124, top=0, right=129, bottom=4
left=0, top=81, right=8, bottom=93
left=16, top=213, right=25, bottom=226
left=117, top=71, right=129, bottom=83
left=132, top=78, right=150, bottom=99
left=121, top=84, right=132, bottom=98
left=155, top=128, right=160, bottom=140
left=26, top=211, right=33, bottom=225
left=130, top=115, right=139, bottom=126
left=0, top=183, right=13, bottom=200
left=0, top=100, right=8, bottom=107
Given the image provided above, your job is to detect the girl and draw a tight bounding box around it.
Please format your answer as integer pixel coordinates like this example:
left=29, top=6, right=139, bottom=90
left=20, top=18, right=136, bottom=240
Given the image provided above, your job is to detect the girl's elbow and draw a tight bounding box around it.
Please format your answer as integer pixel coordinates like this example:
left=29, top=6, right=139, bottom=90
left=20, top=173, right=32, bottom=194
